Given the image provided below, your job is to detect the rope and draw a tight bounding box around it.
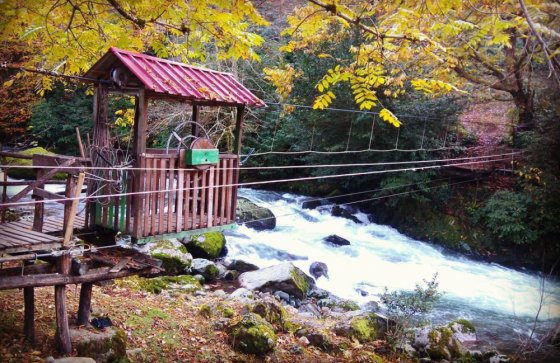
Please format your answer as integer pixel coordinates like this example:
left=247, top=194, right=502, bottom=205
left=0, top=151, right=523, bottom=172
left=368, top=115, right=376, bottom=150
left=0, top=156, right=514, bottom=208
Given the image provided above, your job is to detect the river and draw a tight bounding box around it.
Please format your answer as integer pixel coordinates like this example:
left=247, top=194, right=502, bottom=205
left=225, top=188, right=560, bottom=354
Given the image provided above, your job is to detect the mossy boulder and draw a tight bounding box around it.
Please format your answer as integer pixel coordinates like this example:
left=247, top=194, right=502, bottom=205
left=191, top=258, right=219, bottom=281
left=134, top=275, right=201, bottom=294
left=333, top=313, right=381, bottom=343
left=227, top=313, right=277, bottom=355
left=251, top=299, right=288, bottom=331
left=141, top=239, right=192, bottom=274
left=70, top=326, right=127, bottom=363
left=199, top=302, right=236, bottom=319
left=184, top=232, right=226, bottom=259
left=426, top=326, right=468, bottom=361
left=4, top=147, right=66, bottom=180
left=238, top=262, right=315, bottom=299
left=236, top=197, right=276, bottom=231
left=449, top=318, right=477, bottom=343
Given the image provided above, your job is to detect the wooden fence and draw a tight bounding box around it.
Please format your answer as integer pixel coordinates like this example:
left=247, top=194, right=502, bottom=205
left=93, top=150, right=239, bottom=240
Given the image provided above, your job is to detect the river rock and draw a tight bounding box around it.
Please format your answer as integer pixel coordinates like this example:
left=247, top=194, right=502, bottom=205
left=273, top=290, right=291, bottom=304
left=332, top=313, right=385, bottom=343
left=223, top=270, right=239, bottom=281
left=191, top=258, right=219, bottom=281
left=309, top=261, right=329, bottom=279
left=139, top=239, right=192, bottom=274
left=238, top=263, right=315, bottom=299
left=251, top=298, right=288, bottom=331
left=425, top=326, right=468, bottom=361
left=228, top=259, right=259, bottom=272
left=236, top=197, right=276, bottom=231
left=331, top=205, right=361, bottom=224
left=230, top=287, right=254, bottom=301
left=183, top=232, right=226, bottom=259
left=227, top=313, right=277, bottom=354
left=323, top=234, right=351, bottom=246
left=70, top=326, right=127, bottom=363
left=301, top=198, right=326, bottom=210
left=449, top=319, right=477, bottom=343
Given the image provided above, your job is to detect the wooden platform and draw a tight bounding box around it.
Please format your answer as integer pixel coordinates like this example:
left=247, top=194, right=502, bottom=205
left=0, top=214, right=86, bottom=254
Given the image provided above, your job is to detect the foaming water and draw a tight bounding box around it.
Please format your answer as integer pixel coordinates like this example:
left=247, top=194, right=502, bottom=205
left=225, top=188, right=560, bottom=350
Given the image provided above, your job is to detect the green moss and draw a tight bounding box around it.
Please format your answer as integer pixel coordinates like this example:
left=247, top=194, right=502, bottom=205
left=228, top=313, right=277, bottom=355
left=205, top=264, right=219, bottom=280
left=186, top=232, right=225, bottom=259
left=339, top=300, right=360, bottom=311
left=251, top=301, right=287, bottom=331
left=4, top=147, right=66, bottom=180
left=283, top=320, right=302, bottom=334
left=290, top=268, right=310, bottom=297
left=349, top=317, right=377, bottom=343
left=151, top=252, right=189, bottom=274
left=427, top=327, right=457, bottom=360
left=135, top=275, right=201, bottom=294
left=199, top=304, right=213, bottom=319
left=449, top=318, right=476, bottom=333
left=74, top=327, right=128, bottom=363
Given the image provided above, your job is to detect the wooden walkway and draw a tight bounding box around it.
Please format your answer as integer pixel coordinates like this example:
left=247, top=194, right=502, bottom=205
left=0, top=214, right=86, bottom=254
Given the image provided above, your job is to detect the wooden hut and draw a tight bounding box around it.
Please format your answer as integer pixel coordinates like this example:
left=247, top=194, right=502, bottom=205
left=83, top=47, right=264, bottom=243
left=0, top=48, right=264, bottom=353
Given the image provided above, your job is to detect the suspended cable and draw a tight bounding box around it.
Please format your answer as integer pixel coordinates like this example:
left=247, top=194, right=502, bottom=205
left=0, top=156, right=513, bottom=208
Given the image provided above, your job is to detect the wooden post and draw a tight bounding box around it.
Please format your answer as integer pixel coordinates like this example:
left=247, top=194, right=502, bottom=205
left=63, top=173, right=85, bottom=245
left=32, top=169, right=45, bottom=232
left=233, top=105, right=246, bottom=155
left=192, top=104, right=199, bottom=137
left=54, top=253, right=71, bottom=353
left=132, top=89, right=148, bottom=239
left=23, top=261, right=35, bottom=344
left=77, top=283, right=93, bottom=326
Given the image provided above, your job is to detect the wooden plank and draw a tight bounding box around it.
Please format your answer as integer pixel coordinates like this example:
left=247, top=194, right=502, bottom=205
left=0, top=265, right=158, bottom=290
left=231, top=156, right=240, bottom=222
left=109, top=257, right=131, bottom=273
left=24, top=261, right=35, bottom=343
left=1, top=224, right=59, bottom=241
left=213, top=161, right=219, bottom=226
left=0, top=226, right=57, bottom=244
left=207, top=167, right=214, bottom=228
left=4, top=158, right=75, bottom=206
left=63, top=173, right=85, bottom=245
left=233, top=105, right=245, bottom=155
left=199, top=170, right=207, bottom=229
left=33, top=170, right=45, bottom=232
left=158, top=158, right=166, bottom=235
left=225, top=158, right=233, bottom=223
left=125, top=171, right=133, bottom=233
left=192, top=171, right=199, bottom=229
left=32, top=188, right=65, bottom=203
left=167, top=158, right=175, bottom=234
left=146, top=158, right=155, bottom=236
left=184, top=172, right=191, bottom=230
left=135, top=156, right=147, bottom=237
left=176, top=163, right=184, bottom=233
left=220, top=159, right=227, bottom=224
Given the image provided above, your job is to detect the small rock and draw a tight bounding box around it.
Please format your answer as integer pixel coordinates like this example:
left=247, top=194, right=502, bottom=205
left=228, top=259, right=259, bottom=272
left=333, top=313, right=383, bottom=343
left=362, top=301, right=380, bottom=312
left=298, top=336, right=310, bottom=345
left=213, top=289, right=227, bottom=298
left=194, top=290, right=206, bottom=296
left=223, top=270, right=239, bottom=281
left=309, top=261, right=329, bottom=280
left=191, top=259, right=219, bottom=281
left=288, top=344, right=304, bottom=354
left=323, top=234, right=351, bottom=246
left=230, top=288, right=254, bottom=300
left=331, top=205, right=361, bottom=224
left=301, top=199, right=325, bottom=209
left=215, top=262, right=228, bottom=277
left=273, top=290, right=291, bottom=304
left=296, top=327, right=333, bottom=351
left=449, top=319, right=477, bottom=343
left=193, top=274, right=205, bottom=284
left=298, top=303, right=321, bottom=318
left=70, top=326, right=127, bottom=363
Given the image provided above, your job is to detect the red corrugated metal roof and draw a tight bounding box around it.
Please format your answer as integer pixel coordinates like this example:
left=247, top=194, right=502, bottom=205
left=85, top=47, right=265, bottom=107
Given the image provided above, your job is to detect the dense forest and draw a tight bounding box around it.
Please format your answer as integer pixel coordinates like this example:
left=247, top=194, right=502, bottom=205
left=1, top=1, right=559, bottom=362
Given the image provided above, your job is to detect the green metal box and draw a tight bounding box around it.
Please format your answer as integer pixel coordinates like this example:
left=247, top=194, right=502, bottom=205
left=185, top=149, right=219, bottom=166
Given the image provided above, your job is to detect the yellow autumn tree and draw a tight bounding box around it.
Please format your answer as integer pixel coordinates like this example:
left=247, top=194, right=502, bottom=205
left=279, top=0, right=560, bottom=127
left=0, top=0, right=269, bottom=87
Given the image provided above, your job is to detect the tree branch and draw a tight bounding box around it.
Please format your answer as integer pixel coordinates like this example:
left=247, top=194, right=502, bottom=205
left=453, top=65, right=514, bottom=93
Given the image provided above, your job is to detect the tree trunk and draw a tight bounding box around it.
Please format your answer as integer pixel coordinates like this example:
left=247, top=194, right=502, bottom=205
left=512, top=89, right=535, bottom=130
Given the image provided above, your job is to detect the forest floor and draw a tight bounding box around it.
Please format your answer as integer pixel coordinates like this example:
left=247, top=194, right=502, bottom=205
left=0, top=278, right=401, bottom=363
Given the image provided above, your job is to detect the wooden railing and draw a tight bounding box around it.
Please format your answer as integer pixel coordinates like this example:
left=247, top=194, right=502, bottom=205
left=93, top=150, right=239, bottom=239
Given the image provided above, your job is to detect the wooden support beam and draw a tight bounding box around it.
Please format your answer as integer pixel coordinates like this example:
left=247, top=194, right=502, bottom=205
left=131, top=89, right=148, bottom=238
left=77, top=283, right=93, bottom=326
left=0, top=266, right=158, bottom=290
left=23, top=260, right=35, bottom=344
left=54, top=253, right=71, bottom=354
left=233, top=105, right=246, bottom=155
left=63, top=173, right=85, bottom=245
left=192, top=104, right=199, bottom=137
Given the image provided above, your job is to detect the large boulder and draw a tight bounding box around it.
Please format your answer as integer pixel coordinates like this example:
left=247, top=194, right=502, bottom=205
left=132, top=275, right=202, bottom=294
left=70, top=326, right=127, bottom=363
left=323, top=234, right=351, bottom=247
left=236, top=197, right=276, bottom=231
left=183, top=232, right=226, bottom=259
left=331, top=205, right=361, bottom=224
left=238, top=263, right=315, bottom=299
left=425, top=326, right=468, bottom=361
left=449, top=319, right=477, bottom=343
left=251, top=298, right=288, bottom=331
left=140, top=239, right=192, bottom=274
left=191, top=258, right=219, bottom=281
left=227, top=313, right=277, bottom=354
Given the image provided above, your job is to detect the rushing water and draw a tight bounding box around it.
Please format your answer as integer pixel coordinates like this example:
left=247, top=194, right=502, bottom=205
left=225, top=188, right=560, bottom=353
